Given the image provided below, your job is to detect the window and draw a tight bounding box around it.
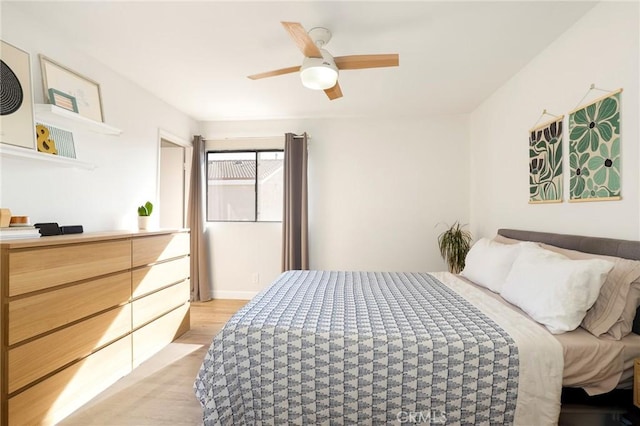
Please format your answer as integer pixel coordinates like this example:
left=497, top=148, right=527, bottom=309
left=207, top=150, right=284, bottom=222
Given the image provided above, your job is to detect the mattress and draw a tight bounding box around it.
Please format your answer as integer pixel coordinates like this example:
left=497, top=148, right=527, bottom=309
left=194, top=270, right=563, bottom=425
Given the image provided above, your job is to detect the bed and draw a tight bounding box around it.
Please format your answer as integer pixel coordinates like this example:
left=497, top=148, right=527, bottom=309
left=194, top=229, right=640, bottom=425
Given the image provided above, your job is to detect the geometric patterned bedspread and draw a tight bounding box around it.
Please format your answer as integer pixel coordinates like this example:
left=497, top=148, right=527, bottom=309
left=194, top=270, right=519, bottom=425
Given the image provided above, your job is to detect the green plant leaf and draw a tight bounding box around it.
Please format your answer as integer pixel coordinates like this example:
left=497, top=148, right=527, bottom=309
left=438, top=222, right=472, bottom=274
left=137, top=201, right=154, bottom=216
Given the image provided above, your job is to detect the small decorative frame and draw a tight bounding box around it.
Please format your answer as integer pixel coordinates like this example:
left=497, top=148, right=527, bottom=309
left=568, top=89, right=622, bottom=202
left=40, top=55, right=104, bottom=122
left=36, top=122, right=76, bottom=158
left=48, top=88, right=78, bottom=113
left=0, top=40, right=36, bottom=149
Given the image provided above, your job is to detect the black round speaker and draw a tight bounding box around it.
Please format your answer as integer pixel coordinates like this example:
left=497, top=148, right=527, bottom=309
left=0, top=59, right=24, bottom=116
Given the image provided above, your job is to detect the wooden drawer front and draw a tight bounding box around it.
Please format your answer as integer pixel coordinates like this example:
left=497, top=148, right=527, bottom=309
left=8, top=335, right=131, bottom=426
left=9, top=271, right=131, bottom=345
left=132, top=256, right=190, bottom=299
left=9, top=239, right=131, bottom=296
left=133, top=302, right=190, bottom=367
left=132, top=232, right=189, bottom=267
left=8, top=305, right=131, bottom=393
left=132, top=280, right=190, bottom=329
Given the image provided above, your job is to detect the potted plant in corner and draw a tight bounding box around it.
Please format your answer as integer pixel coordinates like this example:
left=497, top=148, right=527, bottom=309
left=137, top=201, right=153, bottom=230
left=437, top=221, right=472, bottom=274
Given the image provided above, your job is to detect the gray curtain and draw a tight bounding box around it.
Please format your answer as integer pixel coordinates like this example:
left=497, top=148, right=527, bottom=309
left=282, top=132, right=309, bottom=271
left=188, top=135, right=212, bottom=301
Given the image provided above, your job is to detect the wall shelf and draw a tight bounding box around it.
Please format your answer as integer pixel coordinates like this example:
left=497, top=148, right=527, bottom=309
left=0, top=144, right=96, bottom=170
left=35, top=104, right=122, bottom=135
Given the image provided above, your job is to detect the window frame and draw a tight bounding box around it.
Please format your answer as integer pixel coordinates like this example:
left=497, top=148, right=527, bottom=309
left=206, top=149, right=284, bottom=223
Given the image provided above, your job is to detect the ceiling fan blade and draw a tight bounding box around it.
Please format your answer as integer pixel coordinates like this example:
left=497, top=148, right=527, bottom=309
left=247, top=65, right=301, bottom=80
left=334, top=54, right=399, bottom=70
left=324, top=82, right=343, bottom=100
left=281, top=21, right=322, bottom=58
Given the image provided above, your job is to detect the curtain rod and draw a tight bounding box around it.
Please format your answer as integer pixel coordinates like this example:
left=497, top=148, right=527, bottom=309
left=205, top=135, right=311, bottom=141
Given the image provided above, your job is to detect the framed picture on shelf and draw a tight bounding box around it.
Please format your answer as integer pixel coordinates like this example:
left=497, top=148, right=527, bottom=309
left=0, top=40, right=36, bottom=149
left=48, top=88, right=78, bottom=113
left=40, top=54, right=104, bottom=122
left=35, top=122, right=76, bottom=158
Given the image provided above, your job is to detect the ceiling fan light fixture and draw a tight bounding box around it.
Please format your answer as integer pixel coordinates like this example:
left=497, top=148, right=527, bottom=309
left=300, top=50, right=338, bottom=90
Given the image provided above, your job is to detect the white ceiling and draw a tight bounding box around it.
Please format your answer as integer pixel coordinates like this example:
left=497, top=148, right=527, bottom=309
left=9, top=1, right=596, bottom=122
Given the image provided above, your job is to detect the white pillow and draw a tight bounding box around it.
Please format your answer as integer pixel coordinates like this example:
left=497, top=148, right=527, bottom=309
left=500, top=246, right=614, bottom=334
left=461, top=238, right=535, bottom=293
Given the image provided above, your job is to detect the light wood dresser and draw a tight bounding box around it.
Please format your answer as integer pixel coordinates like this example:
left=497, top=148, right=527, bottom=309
left=0, top=229, right=191, bottom=425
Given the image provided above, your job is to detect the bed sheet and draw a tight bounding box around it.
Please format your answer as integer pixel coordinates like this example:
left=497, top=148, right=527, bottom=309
left=452, top=273, right=640, bottom=395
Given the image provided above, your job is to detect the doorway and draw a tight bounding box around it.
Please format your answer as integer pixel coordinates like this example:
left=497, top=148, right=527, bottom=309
left=157, top=130, right=192, bottom=229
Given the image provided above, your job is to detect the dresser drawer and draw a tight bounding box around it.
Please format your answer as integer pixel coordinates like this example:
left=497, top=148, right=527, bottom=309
left=8, top=305, right=131, bottom=393
left=8, top=335, right=132, bottom=426
left=132, top=256, right=190, bottom=299
left=132, top=232, right=189, bottom=267
left=132, top=279, right=190, bottom=329
left=133, top=302, right=190, bottom=367
left=8, top=271, right=131, bottom=345
left=9, top=239, right=131, bottom=296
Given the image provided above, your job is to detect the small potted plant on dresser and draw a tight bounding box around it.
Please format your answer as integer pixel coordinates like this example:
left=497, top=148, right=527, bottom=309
left=437, top=221, right=472, bottom=274
left=137, top=201, right=153, bottom=230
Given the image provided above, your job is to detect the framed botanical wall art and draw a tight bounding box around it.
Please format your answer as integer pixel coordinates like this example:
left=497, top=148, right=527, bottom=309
left=40, top=55, right=104, bottom=122
left=0, top=40, right=36, bottom=149
left=529, top=118, right=563, bottom=203
left=568, top=90, right=621, bottom=202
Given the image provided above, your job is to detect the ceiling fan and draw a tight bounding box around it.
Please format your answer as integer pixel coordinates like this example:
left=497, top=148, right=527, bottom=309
left=248, top=22, right=399, bottom=100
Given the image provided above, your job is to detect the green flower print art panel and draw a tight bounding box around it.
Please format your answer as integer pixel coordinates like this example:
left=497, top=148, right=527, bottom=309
left=569, top=90, right=621, bottom=201
left=529, top=118, right=563, bottom=203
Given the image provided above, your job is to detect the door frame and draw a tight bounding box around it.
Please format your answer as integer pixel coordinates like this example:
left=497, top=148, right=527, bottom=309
left=156, top=129, right=192, bottom=228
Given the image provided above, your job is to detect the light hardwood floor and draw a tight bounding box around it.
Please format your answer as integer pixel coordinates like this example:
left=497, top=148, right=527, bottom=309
left=59, top=299, right=248, bottom=426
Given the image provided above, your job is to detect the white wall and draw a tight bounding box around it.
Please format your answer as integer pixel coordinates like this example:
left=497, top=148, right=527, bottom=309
left=470, top=2, right=639, bottom=241
left=0, top=4, right=198, bottom=231
left=202, top=115, right=470, bottom=297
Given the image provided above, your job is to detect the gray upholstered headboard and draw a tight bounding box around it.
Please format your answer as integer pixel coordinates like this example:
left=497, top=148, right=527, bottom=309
left=497, top=229, right=640, bottom=333
left=497, top=229, right=640, bottom=261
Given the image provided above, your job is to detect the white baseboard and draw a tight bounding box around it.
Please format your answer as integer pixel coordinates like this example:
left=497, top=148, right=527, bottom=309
left=212, top=290, right=258, bottom=300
